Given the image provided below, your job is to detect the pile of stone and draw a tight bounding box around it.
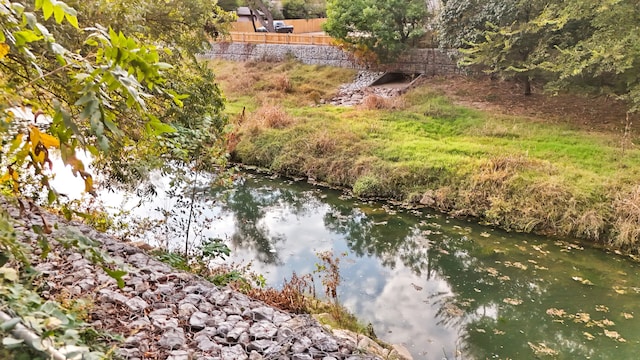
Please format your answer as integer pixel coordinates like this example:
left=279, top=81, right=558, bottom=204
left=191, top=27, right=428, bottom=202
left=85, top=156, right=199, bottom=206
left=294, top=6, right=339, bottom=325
left=2, top=197, right=410, bottom=360
left=324, top=71, right=404, bottom=106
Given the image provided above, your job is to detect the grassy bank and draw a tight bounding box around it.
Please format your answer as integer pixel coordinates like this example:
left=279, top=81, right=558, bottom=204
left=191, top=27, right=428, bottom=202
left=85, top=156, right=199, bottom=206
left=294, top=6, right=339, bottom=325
left=209, top=59, right=640, bottom=253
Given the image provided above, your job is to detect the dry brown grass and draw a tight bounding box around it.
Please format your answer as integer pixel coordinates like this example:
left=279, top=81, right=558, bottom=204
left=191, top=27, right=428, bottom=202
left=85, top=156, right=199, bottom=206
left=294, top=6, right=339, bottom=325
left=358, top=94, right=406, bottom=110
left=273, top=74, right=292, bottom=93
left=245, top=104, right=295, bottom=130
left=612, top=185, right=640, bottom=251
left=242, top=273, right=314, bottom=313
left=306, top=130, right=337, bottom=155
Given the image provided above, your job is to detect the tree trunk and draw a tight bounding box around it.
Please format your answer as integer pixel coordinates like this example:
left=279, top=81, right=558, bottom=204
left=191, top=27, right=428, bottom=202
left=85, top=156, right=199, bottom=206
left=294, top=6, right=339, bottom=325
left=523, top=76, right=532, bottom=96
left=248, top=0, right=274, bottom=32
left=249, top=8, right=257, bottom=32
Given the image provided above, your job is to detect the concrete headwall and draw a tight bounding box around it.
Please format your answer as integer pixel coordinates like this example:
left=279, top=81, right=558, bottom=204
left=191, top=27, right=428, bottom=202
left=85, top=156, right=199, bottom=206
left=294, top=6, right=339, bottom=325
left=203, top=43, right=459, bottom=76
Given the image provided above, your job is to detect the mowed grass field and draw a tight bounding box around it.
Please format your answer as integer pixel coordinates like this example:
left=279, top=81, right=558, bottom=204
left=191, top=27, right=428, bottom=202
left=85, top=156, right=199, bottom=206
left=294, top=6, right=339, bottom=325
left=209, top=59, right=640, bottom=253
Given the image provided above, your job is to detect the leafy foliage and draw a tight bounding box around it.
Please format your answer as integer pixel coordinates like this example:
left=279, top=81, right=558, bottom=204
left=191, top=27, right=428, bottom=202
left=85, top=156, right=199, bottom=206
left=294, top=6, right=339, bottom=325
left=439, top=0, right=640, bottom=105
left=282, top=0, right=326, bottom=19
left=439, top=0, right=554, bottom=95
left=323, top=0, right=431, bottom=62
left=532, top=0, right=640, bottom=111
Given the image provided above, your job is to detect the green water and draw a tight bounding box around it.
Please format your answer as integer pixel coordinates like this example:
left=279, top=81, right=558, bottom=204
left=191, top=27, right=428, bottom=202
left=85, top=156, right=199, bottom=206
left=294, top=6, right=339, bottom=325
left=133, top=172, right=640, bottom=359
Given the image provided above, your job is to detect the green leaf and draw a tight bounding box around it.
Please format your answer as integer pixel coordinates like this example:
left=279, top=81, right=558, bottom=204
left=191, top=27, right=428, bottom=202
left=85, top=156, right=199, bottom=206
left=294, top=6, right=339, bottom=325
left=0, top=317, right=21, bottom=331
left=148, top=118, right=176, bottom=135
left=13, top=31, right=42, bottom=46
left=65, top=13, right=79, bottom=29
left=42, top=0, right=54, bottom=20
left=0, top=252, right=8, bottom=267
left=102, top=267, right=127, bottom=289
left=53, top=5, right=65, bottom=24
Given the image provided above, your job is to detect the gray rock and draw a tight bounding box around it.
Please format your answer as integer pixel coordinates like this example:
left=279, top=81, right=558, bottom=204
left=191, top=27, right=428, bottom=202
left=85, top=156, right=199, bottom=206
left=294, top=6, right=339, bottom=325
left=190, top=311, right=209, bottom=331
left=130, top=316, right=151, bottom=328
left=226, top=315, right=243, bottom=325
left=149, top=308, right=174, bottom=317
left=206, top=311, right=227, bottom=327
left=293, top=355, right=313, bottom=360
left=292, top=336, right=312, bottom=353
left=124, top=332, right=147, bottom=347
left=156, top=284, right=175, bottom=295
left=98, top=288, right=129, bottom=305
left=178, top=302, right=199, bottom=317
left=249, top=320, right=278, bottom=339
left=277, top=326, right=294, bottom=342
left=249, top=350, right=264, bottom=360
left=238, top=332, right=251, bottom=346
left=272, top=311, right=292, bottom=325
left=222, top=304, right=243, bottom=315
left=198, top=301, right=216, bottom=313
left=216, top=321, right=234, bottom=336
left=248, top=339, right=277, bottom=353
left=167, top=350, right=190, bottom=360
left=221, top=344, right=248, bottom=360
left=126, top=296, right=149, bottom=312
left=181, top=293, right=203, bottom=306
left=310, top=329, right=339, bottom=352
left=210, top=290, right=231, bottom=306
left=197, top=338, right=222, bottom=352
left=250, top=306, right=274, bottom=321
left=226, top=321, right=250, bottom=341
left=151, top=315, right=179, bottom=330
left=159, top=327, right=186, bottom=350
left=118, top=347, right=142, bottom=359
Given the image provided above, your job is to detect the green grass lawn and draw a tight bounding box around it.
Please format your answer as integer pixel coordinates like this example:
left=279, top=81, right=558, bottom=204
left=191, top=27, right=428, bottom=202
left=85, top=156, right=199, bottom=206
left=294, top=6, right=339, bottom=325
left=209, top=59, right=640, bottom=252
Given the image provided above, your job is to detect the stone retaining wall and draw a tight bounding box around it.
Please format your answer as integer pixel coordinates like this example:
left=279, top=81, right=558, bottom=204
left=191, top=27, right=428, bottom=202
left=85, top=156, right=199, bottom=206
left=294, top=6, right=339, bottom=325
left=203, top=43, right=460, bottom=76
left=1, top=195, right=412, bottom=360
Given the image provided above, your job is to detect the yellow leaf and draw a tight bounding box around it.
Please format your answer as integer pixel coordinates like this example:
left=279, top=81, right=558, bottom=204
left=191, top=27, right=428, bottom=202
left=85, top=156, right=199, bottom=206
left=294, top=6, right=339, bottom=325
left=0, top=173, right=9, bottom=182
left=0, top=43, right=9, bottom=59
left=29, top=125, right=59, bottom=148
left=84, top=175, right=94, bottom=193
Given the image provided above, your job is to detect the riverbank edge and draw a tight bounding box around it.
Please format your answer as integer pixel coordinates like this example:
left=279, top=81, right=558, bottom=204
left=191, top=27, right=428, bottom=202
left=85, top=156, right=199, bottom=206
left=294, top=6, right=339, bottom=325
left=0, top=195, right=411, bottom=359
left=229, top=159, right=639, bottom=260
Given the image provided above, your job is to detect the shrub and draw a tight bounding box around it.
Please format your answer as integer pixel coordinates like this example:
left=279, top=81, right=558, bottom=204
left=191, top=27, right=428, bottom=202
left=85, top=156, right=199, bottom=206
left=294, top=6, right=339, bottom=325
left=247, top=104, right=295, bottom=129
left=352, top=175, right=383, bottom=197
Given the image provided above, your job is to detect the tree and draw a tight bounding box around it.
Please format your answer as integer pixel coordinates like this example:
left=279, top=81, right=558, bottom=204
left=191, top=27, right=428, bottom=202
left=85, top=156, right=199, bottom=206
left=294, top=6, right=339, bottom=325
left=0, top=0, right=234, bottom=261
left=532, top=0, right=640, bottom=112
left=282, top=0, right=326, bottom=19
left=441, top=0, right=640, bottom=106
left=218, top=0, right=240, bottom=11
left=61, top=0, right=236, bottom=192
left=438, top=0, right=554, bottom=95
left=323, top=0, right=430, bottom=62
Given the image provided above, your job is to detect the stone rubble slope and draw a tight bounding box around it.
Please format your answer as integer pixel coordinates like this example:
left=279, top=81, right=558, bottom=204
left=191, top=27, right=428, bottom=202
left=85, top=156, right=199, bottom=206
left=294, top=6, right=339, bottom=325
left=326, top=71, right=405, bottom=106
left=1, top=197, right=397, bottom=360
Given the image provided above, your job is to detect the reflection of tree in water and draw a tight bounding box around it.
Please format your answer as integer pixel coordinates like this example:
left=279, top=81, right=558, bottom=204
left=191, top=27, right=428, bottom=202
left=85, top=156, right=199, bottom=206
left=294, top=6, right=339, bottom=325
left=322, top=203, right=427, bottom=272
left=217, top=175, right=321, bottom=265
left=320, top=200, right=610, bottom=359
left=405, top=234, right=609, bottom=359
left=215, top=174, right=638, bottom=360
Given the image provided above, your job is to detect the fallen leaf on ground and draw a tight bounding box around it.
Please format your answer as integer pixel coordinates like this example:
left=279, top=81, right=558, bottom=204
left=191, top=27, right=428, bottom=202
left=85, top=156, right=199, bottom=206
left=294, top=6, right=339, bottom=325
left=546, top=308, right=566, bottom=317
left=503, top=298, right=523, bottom=305
left=528, top=342, right=558, bottom=356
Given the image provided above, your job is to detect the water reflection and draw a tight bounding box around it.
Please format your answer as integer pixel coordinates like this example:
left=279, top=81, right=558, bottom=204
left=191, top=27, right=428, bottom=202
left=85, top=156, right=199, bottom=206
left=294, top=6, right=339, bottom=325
left=211, top=173, right=640, bottom=359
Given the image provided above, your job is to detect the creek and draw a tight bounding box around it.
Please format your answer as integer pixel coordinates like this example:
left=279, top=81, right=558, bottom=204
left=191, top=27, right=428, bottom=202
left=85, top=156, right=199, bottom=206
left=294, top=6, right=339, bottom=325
left=57, top=169, right=640, bottom=359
